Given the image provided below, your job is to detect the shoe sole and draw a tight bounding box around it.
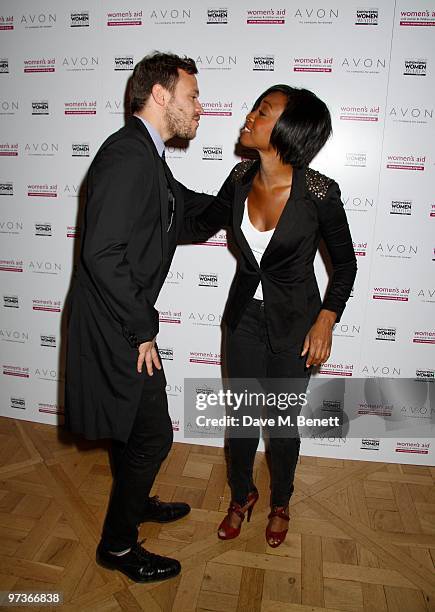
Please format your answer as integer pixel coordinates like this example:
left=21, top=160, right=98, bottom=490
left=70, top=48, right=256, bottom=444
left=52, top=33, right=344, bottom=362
left=217, top=533, right=239, bottom=540
left=96, top=557, right=181, bottom=583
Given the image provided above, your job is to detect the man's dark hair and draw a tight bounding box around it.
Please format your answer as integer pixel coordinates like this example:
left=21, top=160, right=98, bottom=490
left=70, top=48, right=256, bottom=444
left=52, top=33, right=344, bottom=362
left=252, top=84, right=332, bottom=167
left=130, top=51, right=198, bottom=114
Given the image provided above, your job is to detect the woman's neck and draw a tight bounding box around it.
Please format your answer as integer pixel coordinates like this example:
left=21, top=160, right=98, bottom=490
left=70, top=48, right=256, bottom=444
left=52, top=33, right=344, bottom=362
left=257, top=150, right=293, bottom=189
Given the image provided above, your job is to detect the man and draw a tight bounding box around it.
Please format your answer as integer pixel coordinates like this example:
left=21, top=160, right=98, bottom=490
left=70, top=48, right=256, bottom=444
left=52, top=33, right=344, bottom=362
left=65, top=52, right=212, bottom=583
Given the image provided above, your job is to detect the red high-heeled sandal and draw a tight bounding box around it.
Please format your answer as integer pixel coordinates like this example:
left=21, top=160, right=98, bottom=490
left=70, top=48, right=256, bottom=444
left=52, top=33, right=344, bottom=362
left=217, top=490, right=259, bottom=540
left=266, top=506, right=290, bottom=548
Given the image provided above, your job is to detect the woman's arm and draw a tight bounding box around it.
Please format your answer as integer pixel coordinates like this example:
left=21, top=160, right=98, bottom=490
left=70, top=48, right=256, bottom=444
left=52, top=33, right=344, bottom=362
left=302, top=180, right=357, bottom=366
left=178, top=166, right=237, bottom=244
left=317, top=180, right=357, bottom=319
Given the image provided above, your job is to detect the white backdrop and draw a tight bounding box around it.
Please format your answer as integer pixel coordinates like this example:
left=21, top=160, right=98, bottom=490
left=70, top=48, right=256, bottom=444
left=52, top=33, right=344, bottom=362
left=0, top=0, right=434, bottom=464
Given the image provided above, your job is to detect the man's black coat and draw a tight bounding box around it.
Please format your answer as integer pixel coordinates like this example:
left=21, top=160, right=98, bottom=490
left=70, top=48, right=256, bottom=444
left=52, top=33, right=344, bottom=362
left=65, top=117, right=211, bottom=442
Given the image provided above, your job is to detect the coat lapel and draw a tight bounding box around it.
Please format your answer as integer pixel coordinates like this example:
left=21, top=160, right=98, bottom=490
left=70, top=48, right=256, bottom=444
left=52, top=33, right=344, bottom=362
left=161, top=159, right=184, bottom=235
left=129, top=117, right=176, bottom=259
left=156, top=161, right=169, bottom=258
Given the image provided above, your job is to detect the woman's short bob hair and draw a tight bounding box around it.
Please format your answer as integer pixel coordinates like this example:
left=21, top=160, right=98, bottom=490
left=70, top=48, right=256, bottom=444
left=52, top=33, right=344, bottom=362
left=252, top=84, right=332, bottom=168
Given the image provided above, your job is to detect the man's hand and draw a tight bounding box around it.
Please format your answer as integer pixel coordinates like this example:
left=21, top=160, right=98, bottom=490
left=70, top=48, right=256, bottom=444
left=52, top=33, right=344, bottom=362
left=137, top=338, right=162, bottom=375
left=301, top=309, right=337, bottom=368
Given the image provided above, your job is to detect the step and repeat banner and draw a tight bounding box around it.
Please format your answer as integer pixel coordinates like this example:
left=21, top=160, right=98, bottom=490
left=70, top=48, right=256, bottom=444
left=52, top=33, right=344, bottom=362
left=1, top=1, right=434, bottom=464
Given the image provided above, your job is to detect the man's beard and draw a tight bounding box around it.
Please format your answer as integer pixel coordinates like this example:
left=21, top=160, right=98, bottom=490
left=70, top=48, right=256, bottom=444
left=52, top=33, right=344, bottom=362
left=165, top=101, right=197, bottom=140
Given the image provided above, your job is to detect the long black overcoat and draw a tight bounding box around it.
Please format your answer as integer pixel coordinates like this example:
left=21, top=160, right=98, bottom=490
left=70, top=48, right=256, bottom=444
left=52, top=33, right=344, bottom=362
left=65, top=117, right=210, bottom=442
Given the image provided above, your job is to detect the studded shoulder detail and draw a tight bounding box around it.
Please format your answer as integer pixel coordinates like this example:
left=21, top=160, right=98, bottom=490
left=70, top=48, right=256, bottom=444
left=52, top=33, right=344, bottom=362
left=230, top=159, right=256, bottom=182
left=305, top=167, right=333, bottom=200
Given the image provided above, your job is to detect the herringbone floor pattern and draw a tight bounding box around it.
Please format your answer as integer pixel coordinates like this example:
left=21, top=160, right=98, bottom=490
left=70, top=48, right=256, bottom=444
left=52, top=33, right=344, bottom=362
left=0, top=417, right=434, bottom=612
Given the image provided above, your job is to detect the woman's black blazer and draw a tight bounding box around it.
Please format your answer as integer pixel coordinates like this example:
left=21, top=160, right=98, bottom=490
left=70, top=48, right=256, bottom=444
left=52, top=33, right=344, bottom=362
left=184, top=159, right=357, bottom=352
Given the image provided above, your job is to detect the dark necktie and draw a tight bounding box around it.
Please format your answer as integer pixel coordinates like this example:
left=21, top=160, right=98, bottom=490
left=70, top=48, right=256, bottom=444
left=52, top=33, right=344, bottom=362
left=161, top=150, right=175, bottom=232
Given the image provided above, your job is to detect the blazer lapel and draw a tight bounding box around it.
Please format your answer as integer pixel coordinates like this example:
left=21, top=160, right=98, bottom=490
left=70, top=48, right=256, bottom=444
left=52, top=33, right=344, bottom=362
left=233, top=177, right=261, bottom=271
left=261, top=166, right=305, bottom=264
left=232, top=164, right=306, bottom=269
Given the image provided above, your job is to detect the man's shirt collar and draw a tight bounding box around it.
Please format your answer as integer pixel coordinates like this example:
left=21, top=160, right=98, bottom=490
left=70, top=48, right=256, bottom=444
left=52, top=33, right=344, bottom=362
left=134, top=115, right=165, bottom=158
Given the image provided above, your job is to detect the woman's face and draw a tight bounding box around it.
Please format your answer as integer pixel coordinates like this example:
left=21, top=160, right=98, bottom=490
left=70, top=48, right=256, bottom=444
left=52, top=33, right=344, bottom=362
left=240, top=91, right=288, bottom=152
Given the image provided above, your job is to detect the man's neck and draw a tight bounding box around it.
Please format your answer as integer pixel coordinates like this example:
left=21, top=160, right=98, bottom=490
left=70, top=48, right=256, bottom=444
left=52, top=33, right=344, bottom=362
left=134, top=110, right=170, bottom=142
left=133, top=113, right=166, bottom=158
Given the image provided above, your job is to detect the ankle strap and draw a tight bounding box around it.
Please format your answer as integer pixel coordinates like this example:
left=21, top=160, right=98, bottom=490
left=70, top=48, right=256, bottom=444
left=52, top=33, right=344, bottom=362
left=228, top=503, right=247, bottom=521
left=268, top=507, right=290, bottom=521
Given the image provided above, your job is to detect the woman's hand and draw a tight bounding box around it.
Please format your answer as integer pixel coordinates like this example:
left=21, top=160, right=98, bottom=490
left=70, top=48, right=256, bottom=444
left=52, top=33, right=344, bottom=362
left=301, top=309, right=337, bottom=367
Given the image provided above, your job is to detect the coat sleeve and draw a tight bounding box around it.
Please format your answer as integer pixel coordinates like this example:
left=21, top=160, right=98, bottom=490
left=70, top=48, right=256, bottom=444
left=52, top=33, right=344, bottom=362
left=82, top=137, right=159, bottom=346
left=178, top=169, right=235, bottom=244
left=316, top=181, right=357, bottom=322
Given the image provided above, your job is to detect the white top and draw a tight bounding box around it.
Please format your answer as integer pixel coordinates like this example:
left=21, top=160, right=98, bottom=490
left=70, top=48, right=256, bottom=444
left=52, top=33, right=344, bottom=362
left=240, top=199, right=275, bottom=300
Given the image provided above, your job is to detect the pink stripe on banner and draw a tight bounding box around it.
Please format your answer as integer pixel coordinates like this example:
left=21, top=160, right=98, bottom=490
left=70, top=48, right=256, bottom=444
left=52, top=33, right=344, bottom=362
left=395, top=448, right=428, bottom=453
left=247, top=19, right=284, bottom=24
left=65, top=110, right=96, bottom=115
left=39, top=408, right=64, bottom=414
left=340, top=116, right=378, bottom=121
left=294, top=67, right=332, bottom=72
left=189, top=359, right=221, bottom=365
left=373, top=295, right=408, bottom=301
left=107, top=21, right=141, bottom=26
left=201, top=112, right=232, bottom=116
left=400, top=21, right=435, bottom=26
left=386, top=164, right=424, bottom=170
left=24, top=68, right=55, bottom=73
left=0, top=267, right=23, bottom=272
left=197, top=242, right=227, bottom=247
left=319, top=371, right=353, bottom=376
left=28, top=192, right=57, bottom=197
left=4, top=372, right=29, bottom=377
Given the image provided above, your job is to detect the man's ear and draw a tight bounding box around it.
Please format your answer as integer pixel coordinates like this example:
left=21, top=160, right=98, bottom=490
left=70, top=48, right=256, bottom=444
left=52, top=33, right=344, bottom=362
left=151, top=83, right=169, bottom=107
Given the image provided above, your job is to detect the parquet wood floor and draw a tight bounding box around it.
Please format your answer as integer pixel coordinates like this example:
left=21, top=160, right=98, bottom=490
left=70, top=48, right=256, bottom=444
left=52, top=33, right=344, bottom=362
left=0, top=417, right=434, bottom=612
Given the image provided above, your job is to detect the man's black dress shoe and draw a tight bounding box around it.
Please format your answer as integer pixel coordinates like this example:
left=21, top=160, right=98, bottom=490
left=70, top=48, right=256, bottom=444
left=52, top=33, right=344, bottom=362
left=96, top=540, right=181, bottom=583
left=141, top=495, right=191, bottom=523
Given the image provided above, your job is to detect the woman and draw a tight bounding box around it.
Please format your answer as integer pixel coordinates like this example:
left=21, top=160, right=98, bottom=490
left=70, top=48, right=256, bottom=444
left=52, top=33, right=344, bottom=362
left=184, top=85, right=357, bottom=547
